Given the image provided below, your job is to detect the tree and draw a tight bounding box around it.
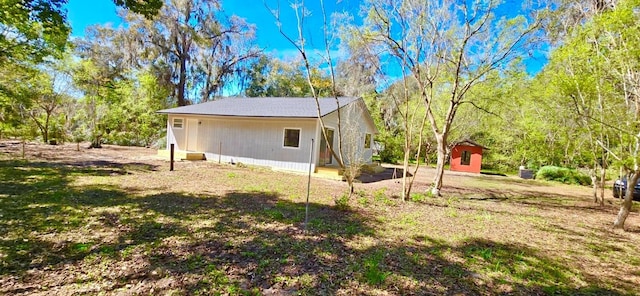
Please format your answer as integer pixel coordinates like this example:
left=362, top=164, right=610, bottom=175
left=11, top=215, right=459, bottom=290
left=545, top=0, right=640, bottom=229
left=74, top=22, right=173, bottom=147
left=0, top=0, right=163, bottom=66
left=360, top=0, right=544, bottom=196
left=25, top=72, right=66, bottom=143
left=0, top=0, right=69, bottom=65
left=124, top=0, right=260, bottom=106
left=557, top=0, right=640, bottom=228
left=244, top=54, right=335, bottom=97
left=265, top=0, right=363, bottom=196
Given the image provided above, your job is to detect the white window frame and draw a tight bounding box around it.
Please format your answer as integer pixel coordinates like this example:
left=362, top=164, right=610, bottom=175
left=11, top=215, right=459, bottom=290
left=283, top=128, right=301, bottom=149
left=172, top=118, right=184, bottom=129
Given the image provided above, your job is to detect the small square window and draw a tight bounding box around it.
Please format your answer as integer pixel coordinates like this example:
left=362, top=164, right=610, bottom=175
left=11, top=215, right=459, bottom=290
left=173, top=118, right=183, bottom=129
left=284, top=129, right=300, bottom=148
left=364, top=134, right=372, bottom=149
left=461, top=150, right=471, bottom=166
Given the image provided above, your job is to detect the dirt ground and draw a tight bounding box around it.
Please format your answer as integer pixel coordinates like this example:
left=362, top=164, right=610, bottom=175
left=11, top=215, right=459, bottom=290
left=1, top=140, right=639, bottom=295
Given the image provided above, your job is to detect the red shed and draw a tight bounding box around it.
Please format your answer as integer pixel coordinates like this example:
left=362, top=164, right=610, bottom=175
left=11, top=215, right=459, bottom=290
left=450, top=140, right=487, bottom=174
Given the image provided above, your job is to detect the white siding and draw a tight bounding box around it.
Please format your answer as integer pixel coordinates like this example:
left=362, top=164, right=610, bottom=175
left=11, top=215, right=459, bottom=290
left=163, top=99, right=376, bottom=172
left=167, top=115, right=186, bottom=150
left=193, top=116, right=317, bottom=172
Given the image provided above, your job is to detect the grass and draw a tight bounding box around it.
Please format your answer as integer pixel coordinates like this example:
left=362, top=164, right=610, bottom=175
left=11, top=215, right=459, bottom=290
left=1, top=142, right=639, bottom=295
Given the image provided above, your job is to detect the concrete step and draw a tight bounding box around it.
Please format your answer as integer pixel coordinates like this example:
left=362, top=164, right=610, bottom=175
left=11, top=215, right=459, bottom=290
left=157, top=149, right=205, bottom=161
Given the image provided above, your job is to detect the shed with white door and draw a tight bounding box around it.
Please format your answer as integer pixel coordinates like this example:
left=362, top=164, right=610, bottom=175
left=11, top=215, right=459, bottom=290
left=157, top=97, right=378, bottom=173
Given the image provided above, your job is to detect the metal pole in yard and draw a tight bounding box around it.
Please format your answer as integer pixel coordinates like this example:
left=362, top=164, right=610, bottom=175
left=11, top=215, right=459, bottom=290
left=305, top=138, right=314, bottom=232
left=218, top=141, right=222, bottom=164
left=170, top=143, right=174, bottom=171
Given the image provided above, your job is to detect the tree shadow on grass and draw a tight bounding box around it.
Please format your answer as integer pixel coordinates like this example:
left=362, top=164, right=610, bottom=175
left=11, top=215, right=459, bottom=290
left=0, top=158, right=635, bottom=295
left=355, top=237, right=626, bottom=295
left=444, top=184, right=621, bottom=214
left=0, top=168, right=379, bottom=294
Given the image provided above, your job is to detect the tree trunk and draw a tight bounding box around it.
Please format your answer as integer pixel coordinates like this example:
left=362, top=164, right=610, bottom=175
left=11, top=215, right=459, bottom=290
left=43, top=113, right=50, bottom=143
left=177, top=54, right=188, bottom=106
left=613, top=170, right=639, bottom=229
left=590, top=168, right=598, bottom=203
left=401, top=143, right=410, bottom=202
left=431, top=133, right=446, bottom=196
left=599, top=164, right=606, bottom=206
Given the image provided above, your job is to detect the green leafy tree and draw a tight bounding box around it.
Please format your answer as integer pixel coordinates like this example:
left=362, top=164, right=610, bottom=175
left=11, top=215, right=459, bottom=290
left=102, top=70, right=171, bottom=146
left=244, top=55, right=335, bottom=97
left=0, top=0, right=163, bottom=66
left=544, top=0, right=640, bottom=229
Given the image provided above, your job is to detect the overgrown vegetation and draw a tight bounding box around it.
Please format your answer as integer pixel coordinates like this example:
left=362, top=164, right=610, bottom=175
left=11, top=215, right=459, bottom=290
left=535, top=166, right=592, bottom=186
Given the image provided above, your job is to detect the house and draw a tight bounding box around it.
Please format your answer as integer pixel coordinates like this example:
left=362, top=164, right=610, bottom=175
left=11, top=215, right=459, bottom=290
left=157, top=97, right=378, bottom=173
left=449, top=140, right=487, bottom=174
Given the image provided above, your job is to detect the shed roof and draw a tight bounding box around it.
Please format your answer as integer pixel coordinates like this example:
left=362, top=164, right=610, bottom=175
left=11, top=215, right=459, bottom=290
left=454, top=139, right=489, bottom=150
left=157, top=97, right=359, bottom=118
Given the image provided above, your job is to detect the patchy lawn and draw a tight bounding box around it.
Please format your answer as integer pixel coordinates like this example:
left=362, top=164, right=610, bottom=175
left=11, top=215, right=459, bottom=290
left=1, top=141, right=639, bottom=295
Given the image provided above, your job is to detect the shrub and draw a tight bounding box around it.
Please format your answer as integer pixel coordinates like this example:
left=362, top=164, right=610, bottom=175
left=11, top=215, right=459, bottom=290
left=535, top=166, right=591, bottom=186
left=378, top=135, right=404, bottom=164
left=362, top=251, right=391, bottom=286
left=334, top=194, right=351, bottom=211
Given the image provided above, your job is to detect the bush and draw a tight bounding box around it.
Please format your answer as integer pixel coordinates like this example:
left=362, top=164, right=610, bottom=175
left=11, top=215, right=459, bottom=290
left=334, top=194, right=351, bottom=211
left=535, top=166, right=591, bottom=186
left=378, top=135, right=404, bottom=164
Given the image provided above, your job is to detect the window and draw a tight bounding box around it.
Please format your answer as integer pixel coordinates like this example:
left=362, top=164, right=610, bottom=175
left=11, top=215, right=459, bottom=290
left=461, top=150, right=471, bottom=165
left=173, top=118, right=183, bottom=129
left=283, top=128, right=300, bottom=148
left=364, top=133, right=372, bottom=149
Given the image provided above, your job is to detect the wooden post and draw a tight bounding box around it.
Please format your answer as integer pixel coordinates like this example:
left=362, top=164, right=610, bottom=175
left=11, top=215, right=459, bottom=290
left=218, top=142, right=222, bottom=164
left=170, top=143, right=174, bottom=171
left=22, top=140, right=25, bottom=159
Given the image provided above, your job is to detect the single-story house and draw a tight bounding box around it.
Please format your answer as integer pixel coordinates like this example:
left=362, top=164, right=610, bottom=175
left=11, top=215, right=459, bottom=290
left=449, top=140, right=488, bottom=174
left=157, top=97, right=378, bottom=173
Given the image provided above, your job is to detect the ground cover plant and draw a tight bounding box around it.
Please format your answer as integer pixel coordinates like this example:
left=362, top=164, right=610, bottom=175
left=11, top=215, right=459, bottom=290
left=535, top=166, right=592, bottom=186
left=1, top=141, right=639, bottom=295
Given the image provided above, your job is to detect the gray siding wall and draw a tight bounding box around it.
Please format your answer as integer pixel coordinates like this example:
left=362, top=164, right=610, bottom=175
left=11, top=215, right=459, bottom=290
left=319, top=101, right=376, bottom=166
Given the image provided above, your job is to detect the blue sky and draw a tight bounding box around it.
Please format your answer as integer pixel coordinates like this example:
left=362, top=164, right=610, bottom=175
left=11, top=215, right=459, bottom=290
left=65, top=0, right=546, bottom=74
left=66, top=0, right=359, bottom=57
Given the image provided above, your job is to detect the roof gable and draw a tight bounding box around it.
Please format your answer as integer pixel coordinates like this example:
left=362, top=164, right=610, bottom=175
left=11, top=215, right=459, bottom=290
left=454, top=139, right=488, bottom=150
left=157, top=97, right=359, bottom=118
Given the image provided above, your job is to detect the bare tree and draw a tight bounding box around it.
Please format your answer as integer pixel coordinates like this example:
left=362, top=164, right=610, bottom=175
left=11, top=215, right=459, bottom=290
left=265, top=0, right=359, bottom=197
left=340, top=102, right=369, bottom=191
left=360, top=0, right=543, bottom=196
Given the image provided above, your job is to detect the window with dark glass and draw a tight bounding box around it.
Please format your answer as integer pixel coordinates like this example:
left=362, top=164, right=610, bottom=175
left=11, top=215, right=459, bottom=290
left=461, top=150, right=471, bottom=165
left=284, top=129, right=300, bottom=148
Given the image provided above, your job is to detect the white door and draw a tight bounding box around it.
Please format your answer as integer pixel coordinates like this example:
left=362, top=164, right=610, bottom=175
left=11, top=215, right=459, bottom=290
left=186, top=118, right=198, bottom=151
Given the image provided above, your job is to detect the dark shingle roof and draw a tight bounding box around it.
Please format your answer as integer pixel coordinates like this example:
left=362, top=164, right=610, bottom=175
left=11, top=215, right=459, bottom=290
left=157, top=97, right=359, bottom=118
left=454, top=139, right=489, bottom=150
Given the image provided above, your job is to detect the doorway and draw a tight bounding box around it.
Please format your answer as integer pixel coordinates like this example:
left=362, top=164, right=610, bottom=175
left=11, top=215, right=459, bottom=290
left=186, top=118, right=198, bottom=151
left=319, top=128, right=334, bottom=166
